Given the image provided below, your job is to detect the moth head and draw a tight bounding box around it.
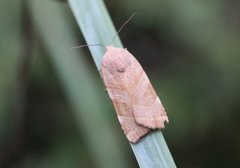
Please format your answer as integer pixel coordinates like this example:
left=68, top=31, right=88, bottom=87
left=103, top=46, right=131, bottom=73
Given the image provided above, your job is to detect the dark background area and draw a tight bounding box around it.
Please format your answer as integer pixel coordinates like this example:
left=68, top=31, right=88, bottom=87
left=0, top=0, right=240, bottom=167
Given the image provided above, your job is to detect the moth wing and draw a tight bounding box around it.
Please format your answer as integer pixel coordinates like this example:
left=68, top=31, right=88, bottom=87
left=106, top=87, right=150, bottom=143
left=118, top=115, right=150, bottom=143
left=101, top=47, right=168, bottom=142
left=129, top=62, right=168, bottom=129
left=133, top=97, right=169, bottom=129
left=101, top=49, right=150, bottom=143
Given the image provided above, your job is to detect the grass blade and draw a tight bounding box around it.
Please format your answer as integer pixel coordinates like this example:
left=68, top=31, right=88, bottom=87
left=68, top=0, right=177, bottom=167
left=29, top=0, right=131, bottom=167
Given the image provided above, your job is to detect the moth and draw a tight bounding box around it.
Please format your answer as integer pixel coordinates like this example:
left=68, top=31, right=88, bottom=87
left=101, top=45, right=169, bottom=143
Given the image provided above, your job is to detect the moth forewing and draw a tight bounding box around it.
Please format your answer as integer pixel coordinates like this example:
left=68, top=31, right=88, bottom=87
left=101, top=45, right=168, bottom=143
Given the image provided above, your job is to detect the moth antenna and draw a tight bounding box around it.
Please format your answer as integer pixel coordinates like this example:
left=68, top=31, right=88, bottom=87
left=69, top=43, right=106, bottom=50
left=112, top=12, right=138, bottom=44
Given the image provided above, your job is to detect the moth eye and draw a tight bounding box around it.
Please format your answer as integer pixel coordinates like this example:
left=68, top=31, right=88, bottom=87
left=117, top=67, right=126, bottom=73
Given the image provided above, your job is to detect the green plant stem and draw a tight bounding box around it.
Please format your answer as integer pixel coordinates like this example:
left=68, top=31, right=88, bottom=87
left=29, top=0, right=131, bottom=168
left=67, top=0, right=177, bottom=167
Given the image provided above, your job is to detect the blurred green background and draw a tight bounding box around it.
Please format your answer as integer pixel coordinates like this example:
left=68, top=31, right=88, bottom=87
left=1, top=0, right=240, bottom=167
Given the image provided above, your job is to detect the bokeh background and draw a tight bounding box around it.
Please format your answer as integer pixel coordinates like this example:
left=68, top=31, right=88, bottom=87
left=1, top=0, right=240, bottom=167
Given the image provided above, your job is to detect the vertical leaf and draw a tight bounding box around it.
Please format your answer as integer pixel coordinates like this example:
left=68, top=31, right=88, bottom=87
left=67, top=0, right=176, bottom=167
left=29, top=0, right=131, bottom=168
